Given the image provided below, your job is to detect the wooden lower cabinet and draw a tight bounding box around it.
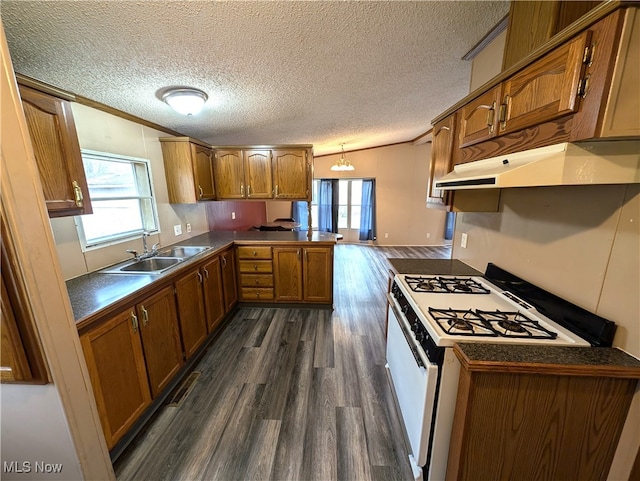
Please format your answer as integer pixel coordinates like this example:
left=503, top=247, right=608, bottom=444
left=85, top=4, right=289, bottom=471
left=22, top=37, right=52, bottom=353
left=302, top=247, right=333, bottom=303
left=80, top=309, right=151, bottom=450
left=220, top=247, right=238, bottom=312
left=273, top=247, right=303, bottom=301
left=272, top=245, right=333, bottom=303
left=136, top=287, right=184, bottom=398
left=202, top=255, right=225, bottom=333
left=175, top=268, right=208, bottom=359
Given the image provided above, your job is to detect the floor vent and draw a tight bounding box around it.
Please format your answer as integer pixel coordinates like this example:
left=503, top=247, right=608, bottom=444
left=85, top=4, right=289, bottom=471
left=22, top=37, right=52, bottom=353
left=166, top=371, right=200, bottom=407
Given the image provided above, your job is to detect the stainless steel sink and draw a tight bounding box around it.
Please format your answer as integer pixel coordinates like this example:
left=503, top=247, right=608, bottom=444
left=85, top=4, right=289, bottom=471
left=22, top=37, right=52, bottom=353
left=101, top=256, right=183, bottom=274
left=157, top=246, right=209, bottom=258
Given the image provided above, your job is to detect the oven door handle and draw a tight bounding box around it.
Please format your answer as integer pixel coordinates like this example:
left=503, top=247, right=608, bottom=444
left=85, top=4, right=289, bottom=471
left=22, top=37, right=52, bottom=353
left=388, top=298, right=426, bottom=369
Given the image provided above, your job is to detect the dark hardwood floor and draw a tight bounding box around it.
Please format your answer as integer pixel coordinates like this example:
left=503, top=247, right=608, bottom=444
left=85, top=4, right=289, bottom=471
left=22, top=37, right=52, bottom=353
left=114, top=244, right=451, bottom=481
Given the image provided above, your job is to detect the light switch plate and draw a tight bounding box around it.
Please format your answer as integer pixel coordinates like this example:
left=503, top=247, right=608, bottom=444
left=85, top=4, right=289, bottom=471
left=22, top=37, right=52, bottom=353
left=461, top=233, right=468, bottom=248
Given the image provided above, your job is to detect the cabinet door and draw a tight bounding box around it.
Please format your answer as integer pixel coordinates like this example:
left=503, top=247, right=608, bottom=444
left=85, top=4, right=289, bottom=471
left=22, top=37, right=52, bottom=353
left=214, top=150, right=245, bottom=198
left=175, top=269, right=208, bottom=359
left=202, top=256, right=225, bottom=333
left=303, top=247, right=333, bottom=303
left=244, top=150, right=273, bottom=199
left=458, top=86, right=502, bottom=148
left=273, top=247, right=303, bottom=301
left=428, top=114, right=455, bottom=206
left=137, top=287, right=183, bottom=398
left=272, top=150, right=309, bottom=199
left=220, top=248, right=238, bottom=313
left=80, top=310, right=151, bottom=449
left=1, top=278, right=32, bottom=382
left=500, top=31, right=590, bottom=135
left=19, top=85, right=92, bottom=217
left=192, top=144, right=215, bottom=200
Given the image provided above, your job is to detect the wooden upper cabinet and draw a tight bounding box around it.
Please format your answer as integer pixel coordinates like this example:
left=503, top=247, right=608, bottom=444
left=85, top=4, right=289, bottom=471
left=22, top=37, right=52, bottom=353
left=272, top=149, right=310, bottom=199
left=136, top=287, right=184, bottom=398
left=457, top=86, right=502, bottom=148
left=502, top=1, right=601, bottom=70
left=213, top=150, right=245, bottom=199
left=80, top=309, right=152, bottom=449
left=244, top=150, right=273, bottom=198
left=500, top=31, right=590, bottom=135
left=159, top=137, right=214, bottom=203
left=428, top=114, right=456, bottom=208
left=18, top=85, right=92, bottom=217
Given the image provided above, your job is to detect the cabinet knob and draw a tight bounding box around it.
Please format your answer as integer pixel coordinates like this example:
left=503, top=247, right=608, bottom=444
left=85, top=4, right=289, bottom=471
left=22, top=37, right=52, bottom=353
left=253, top=264, right=258, bottom=271
left=252, top=251, right=257, bottom=256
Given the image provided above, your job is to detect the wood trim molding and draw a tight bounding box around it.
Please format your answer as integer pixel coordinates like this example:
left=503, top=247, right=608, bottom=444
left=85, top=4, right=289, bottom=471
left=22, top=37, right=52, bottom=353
left=411, top=128, right=433, bottom=145
left=2, top=25, right=115, bottom=480
left=314, top=140, right=411, bottom=158
left=461, top=14, right=509, bottom=61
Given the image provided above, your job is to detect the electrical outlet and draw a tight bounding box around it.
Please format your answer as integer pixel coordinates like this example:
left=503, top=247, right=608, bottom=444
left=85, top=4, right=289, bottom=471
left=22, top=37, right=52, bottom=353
left=231, top=211, right=236, bottom=220
left=186, top=223, right=191, bottom=233
left=461, top=232, right=468, bottom=248
left=426, top=233, right=431, bottom=239
left=384, top=233, right=389, bottom=239
left=174, top=224, right=182, bottom=236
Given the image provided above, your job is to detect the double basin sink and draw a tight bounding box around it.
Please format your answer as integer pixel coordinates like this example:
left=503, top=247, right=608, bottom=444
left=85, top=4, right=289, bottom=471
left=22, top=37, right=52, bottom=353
left=101, top=246, right=210, bottom=275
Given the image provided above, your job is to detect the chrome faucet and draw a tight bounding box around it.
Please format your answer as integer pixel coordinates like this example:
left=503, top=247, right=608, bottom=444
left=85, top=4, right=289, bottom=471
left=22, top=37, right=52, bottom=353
left=127, top=231, right=159, bottom=260
left=142, top=231, right=150, bottom=254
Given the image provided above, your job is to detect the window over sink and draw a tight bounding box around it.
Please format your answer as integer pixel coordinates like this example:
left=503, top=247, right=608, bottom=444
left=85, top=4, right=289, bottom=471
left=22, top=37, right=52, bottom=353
left=75, top=150, right=159, bottom=250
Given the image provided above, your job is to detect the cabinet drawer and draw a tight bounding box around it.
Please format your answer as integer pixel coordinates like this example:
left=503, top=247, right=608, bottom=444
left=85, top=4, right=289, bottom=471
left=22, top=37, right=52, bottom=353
left=240, top=274, right=274, bottom=287
left=241, top=287, right=274, bottom=301
left=238, top=260, right=273, bottom=273
left=237, top=246, right=272, bottom=259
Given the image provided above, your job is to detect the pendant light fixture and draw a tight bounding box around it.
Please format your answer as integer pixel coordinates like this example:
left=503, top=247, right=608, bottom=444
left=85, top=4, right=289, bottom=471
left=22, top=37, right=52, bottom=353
left=330, top=144, right=355, bottom=171
left=162, top=87, right=208, bottom=116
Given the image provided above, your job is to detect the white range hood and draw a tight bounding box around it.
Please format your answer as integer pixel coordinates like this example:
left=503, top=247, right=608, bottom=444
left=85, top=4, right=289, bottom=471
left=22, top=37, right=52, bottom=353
left=435, top=140, right=640, bottom=190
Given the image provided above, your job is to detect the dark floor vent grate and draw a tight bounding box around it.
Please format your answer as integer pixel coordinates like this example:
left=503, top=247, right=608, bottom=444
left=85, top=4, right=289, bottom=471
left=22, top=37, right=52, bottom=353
left=166, top=371, right=200, bottom=407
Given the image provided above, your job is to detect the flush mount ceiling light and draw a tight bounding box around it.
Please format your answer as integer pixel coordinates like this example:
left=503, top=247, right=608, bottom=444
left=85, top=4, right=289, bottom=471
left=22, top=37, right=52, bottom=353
left=330, top=144, right=355, bottom=171
left=162, top=87, right=208, bottom=116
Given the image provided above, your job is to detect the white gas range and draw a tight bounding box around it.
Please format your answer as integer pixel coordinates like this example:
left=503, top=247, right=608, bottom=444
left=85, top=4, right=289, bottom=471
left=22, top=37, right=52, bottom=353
left=385, top=263, right=616, bottom=481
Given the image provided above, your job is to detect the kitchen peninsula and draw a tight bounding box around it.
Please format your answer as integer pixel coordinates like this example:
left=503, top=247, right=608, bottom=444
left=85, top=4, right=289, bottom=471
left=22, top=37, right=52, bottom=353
left=70, top=230, right=336, bottom=458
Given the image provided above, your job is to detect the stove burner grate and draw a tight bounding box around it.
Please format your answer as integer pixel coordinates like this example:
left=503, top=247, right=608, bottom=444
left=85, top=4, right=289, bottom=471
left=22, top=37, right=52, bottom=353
left=428, top=308, right=498, bottom=336
left=477, top=310, right=558, bottom=339
left=405, top=276, right=490, bottom=294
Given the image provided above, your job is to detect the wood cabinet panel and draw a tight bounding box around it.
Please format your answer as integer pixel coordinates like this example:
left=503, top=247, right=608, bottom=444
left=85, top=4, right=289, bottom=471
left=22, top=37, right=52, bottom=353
left=303, top=247, right=333, bottom=303
left=175, top=269, right=208, bottom=359
left=273, top=247, right=303, bottom=301
left=457, top=87, right=502, bottom=148
left=159, top=137, right=214, bottom=203
left=428, top=114, right=455, bottom=207
left=244, top=150, right=272, bottom=198
left=220, top=248, right=238, bottom=313
left=272, top=149, right=309, bottom=199
left=137, top=287, right=183, bottom=398
left=202, top=256, right=225, bottom=333
left=1, top=278, right=32, bottom=382
left=213, top=150, right=245, bottom=199
left=237, top=246, right=272, bottom=259
left=240, top=274, right=274, bottom=287
left=19, top=85, right=92, bottom=217
left=80, top=309, right=151, bottom=449
left=500, top=31, right=590, bottom=135
left=192, top=143, right=215, bottom=200
left=240, top=287, right=275, bottom=301
left=238, top=259, right=273, bottom=274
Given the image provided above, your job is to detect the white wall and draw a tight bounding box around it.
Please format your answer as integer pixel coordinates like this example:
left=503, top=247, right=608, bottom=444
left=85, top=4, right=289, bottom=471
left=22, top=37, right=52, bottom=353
left=52, top=103, right=210, bottom=280
left=1, top=385, right=83, bottom=480
left=287, top=142, right=447, bottom=246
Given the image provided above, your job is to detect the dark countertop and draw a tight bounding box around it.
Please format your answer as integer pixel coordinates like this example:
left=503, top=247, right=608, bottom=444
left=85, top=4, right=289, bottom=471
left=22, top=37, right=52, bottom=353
left=454, top=343, right=640, bottom=379
left=67, top=230, right=338, bottom=326
left=387, top=258, right=482, bottom=276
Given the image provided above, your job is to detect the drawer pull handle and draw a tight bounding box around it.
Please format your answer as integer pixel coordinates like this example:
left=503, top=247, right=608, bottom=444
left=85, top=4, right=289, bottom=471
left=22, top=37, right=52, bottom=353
left=198, top=185, right=204, bottom=198
left=203, top=267, right=209, bottom=279
left=197, top=272, right=203, bottom=283
left=486, top=101, right=496, bottom=134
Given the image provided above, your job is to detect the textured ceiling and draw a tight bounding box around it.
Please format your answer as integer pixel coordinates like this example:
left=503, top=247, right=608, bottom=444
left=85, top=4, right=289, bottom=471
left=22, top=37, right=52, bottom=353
left=2, top=1, right=509, bottom=155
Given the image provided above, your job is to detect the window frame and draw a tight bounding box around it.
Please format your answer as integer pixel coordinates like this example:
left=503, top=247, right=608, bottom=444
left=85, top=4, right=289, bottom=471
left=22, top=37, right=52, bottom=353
left=75, top=149, right=160, bottom=251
